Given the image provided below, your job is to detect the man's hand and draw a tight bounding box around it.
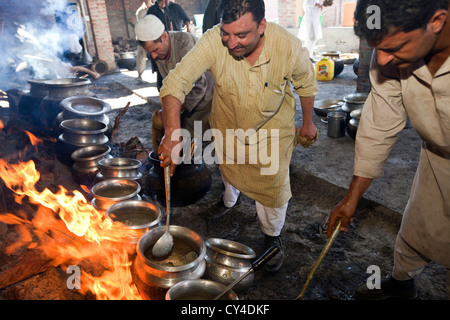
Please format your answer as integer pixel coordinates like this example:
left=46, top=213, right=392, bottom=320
left=326, top=175, right=373, bottom=237
left=157, top=130, right=182, bottom=176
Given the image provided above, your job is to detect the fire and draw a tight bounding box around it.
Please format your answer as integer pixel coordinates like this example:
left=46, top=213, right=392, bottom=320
left=0, top=119, right=4, bottom=131
left=0, top=159, right=143, bottom=300
left=24, top=130, right=43, bottom=150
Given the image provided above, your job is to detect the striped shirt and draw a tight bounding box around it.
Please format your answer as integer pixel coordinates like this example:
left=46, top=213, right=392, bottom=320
left=160, top=22, right=317, bottom=207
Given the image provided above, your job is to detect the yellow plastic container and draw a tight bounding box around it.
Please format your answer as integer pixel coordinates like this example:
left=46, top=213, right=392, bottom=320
left=316, top=57, right=335, bottom=81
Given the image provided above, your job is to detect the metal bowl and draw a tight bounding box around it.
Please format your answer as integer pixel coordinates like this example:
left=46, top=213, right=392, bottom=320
left=71, top=145, right=112, bottom=173
left=313, top=99, right=344, bottom=117
left=59, top=118, right=108, bottom=145
left=91, top=178, right=141, bottom=211
left=134, top=225, right=207, bottom=289
left=98, top=157, right=142, bottom=180
left=106, top=200, right=162, bottom=243
left=205, top=238, right=256, bottom=293
left=165, top=279, right=239, bottom=300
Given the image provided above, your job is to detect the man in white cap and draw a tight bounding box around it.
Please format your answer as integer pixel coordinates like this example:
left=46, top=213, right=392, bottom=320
left=135, top=14, right=214, bottom=150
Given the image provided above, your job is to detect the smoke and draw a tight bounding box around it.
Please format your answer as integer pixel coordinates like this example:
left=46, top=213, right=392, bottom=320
left=0, top=0, right=87, bottom=91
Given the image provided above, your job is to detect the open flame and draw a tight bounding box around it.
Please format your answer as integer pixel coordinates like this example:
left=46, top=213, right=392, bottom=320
left=0, top=158, right=143, bottom=300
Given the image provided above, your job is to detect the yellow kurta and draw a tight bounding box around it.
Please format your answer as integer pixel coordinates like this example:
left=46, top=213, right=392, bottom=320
left=160, top=23, right=317, bottom=207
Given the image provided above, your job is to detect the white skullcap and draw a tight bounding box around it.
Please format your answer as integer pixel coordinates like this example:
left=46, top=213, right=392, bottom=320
left=135, top=14, right=165, bottom=41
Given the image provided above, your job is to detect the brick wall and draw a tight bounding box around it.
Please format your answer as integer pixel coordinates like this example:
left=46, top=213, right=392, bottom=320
left=278, top=0, right=300, bottom=28
left=87, top=0, right=116, bottom=71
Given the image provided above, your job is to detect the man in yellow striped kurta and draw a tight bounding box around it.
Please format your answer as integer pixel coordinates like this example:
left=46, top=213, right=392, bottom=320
left=158, top=0, right=318, bottom=272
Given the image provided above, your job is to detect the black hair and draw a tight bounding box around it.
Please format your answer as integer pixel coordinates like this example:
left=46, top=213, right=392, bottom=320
left=217, top=0, right=265, bottom=25
left=354, top=0, right=449, bottom=43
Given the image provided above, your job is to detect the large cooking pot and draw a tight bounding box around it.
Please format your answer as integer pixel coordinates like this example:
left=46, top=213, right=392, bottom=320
left=134, top=225, right=206, bottom=289
left=146, top=151, right=211, bottom=207
left=39, top=78, right=92, bottom=134
left=342, top=92, right=369, bottom=122
left=204, top=238, right=256, bottom=293
left=71, top=144, right=112, bottom=185
left=97, top=157, right=142, bottom=181
left=59, top=119, right=109, bottom=145
left=91, top=178, right=141, bottom=212
left=57, top=96, right=112, bottom=134
left=106, top=200, right=162, bottom=243
left=17, top=79, right=49, bottom=128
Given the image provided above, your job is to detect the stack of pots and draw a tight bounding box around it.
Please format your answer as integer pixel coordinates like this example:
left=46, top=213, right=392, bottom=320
left=57, top=96, right=112, bottom=136
left=56, top=118, right=109, bottom=166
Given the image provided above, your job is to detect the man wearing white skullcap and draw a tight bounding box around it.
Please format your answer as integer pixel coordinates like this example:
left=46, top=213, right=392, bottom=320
left=135, top=15, right=214, bottom=151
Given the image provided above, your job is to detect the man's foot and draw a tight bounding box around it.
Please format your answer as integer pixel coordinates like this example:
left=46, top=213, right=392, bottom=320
left=354, top=276, right=418, bottom=300
left=264, top=235, right=285, bottom=272
left=197, top=196, right=242, bottom=220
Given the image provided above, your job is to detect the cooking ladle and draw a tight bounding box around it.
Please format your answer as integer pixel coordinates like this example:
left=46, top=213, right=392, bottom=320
left=214, top=245, right=280, bottom=300
left=152, top=166, right=173, bottom=258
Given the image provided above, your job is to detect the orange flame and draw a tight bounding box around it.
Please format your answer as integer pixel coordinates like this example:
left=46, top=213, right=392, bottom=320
left=0, top=159, right=143, bottom=300
left=0, top=119, right=4, bottom=131
left=24, top=131, right=43, bottom=146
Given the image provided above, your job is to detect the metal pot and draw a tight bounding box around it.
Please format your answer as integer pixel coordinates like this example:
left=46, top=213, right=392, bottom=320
left=205, top=238, right=256, bottom=293
left=71, top=145, right=112, bottom=184
left=134, top=225, right=207, bottom=289
left=346, top=109, right=361, bottom=139
left=117, top=58, right=137, bottom=71
left=17, top=79, right=49, bottom=127
left=119, top=52, right=136, bottom=59
left=146, top=151, right=212, bottom=207
left=342, top=92, right=369, bottom=122
left=165, top=279, right=239, bottom=300
left=57, top=96, right=112, bottom=133
left=59, top=119, right=108, bottom=145
left=97, top=157, right=142, bottom=181
left=91, top=178, right=141, bottom=212
left=106, top=200, right=162, bottom=243
left=39, top=78, right=92, bottom=133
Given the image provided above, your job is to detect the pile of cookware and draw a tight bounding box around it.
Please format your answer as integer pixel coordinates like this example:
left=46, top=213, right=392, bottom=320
left=313, top=92, right=369, bottom=139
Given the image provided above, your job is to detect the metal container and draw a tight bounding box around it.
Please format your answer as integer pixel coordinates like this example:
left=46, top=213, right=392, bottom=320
left=106, top=200, right=162, bottom=243
left=205, top=238, right=256, bottom=293
left=71, top=145, right=112, bottom=184
left=59, top=119, right=108, bottom=145
left=97, top=157, right=142, bottom=181
left=39, top=78, right=92, bottom=132
left=165, top=279, right=239, bottom=300
left=134, top=225, right=207, bottom=289
left=342, top=92, right=369, bottom=115
left=57, top=96, right=112, bottom=132
left=327, top=111, right=347, bottom=138
left=91, top=178, right=141, bottom=212
left=313, top=99, right=344, bottom=117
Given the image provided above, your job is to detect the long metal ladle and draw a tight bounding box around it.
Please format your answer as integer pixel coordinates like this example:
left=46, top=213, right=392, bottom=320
left=152, top=166, right=173, bottom=257
left=295, top=218, right=341, bottom=300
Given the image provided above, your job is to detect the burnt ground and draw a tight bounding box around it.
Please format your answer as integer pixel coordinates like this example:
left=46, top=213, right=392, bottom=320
left=0, top=63, right=447, bottom=302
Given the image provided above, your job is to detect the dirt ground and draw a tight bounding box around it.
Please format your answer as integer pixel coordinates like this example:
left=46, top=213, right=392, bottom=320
left=0, top=63, right=447, bottom=301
